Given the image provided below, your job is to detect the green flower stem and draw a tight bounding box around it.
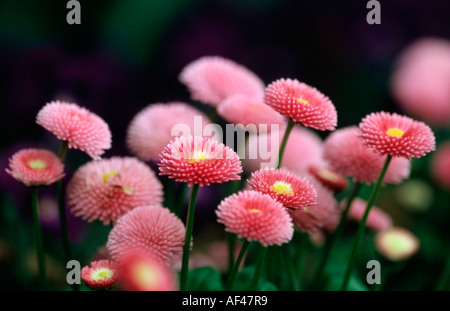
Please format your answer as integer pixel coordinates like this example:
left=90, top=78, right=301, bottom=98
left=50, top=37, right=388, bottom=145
left=31, top=186, right=47, bottom=287
left=226, top=233, right=237, bottom=278
left=277, top=119, right=295, bottom=169
left=163, top=176, right=175, bottom=213
left=314, top=182, right=362, bottom=288
left=180, top=184, right=199, bottom=291
left=250, top=245, right=268, bottom=290
left=341, top=155, right=392, bottom=291
left=283, top=243, right=299, bottom=291
left=436, top=257, right=450, bottom=291
left=226, top=239, right=250, bottom=290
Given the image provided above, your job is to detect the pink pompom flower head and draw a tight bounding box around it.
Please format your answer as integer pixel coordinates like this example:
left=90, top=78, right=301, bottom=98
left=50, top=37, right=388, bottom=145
left=343, top=198, right=393, bottom=232
left=264, top=78, right=337, bottom=131
left=6, top=148, right=64, bottom=187
left=308, top=165, right=349, bottom=193
left=126, top=102, right=212, bottom=162
left=216, top=190, right=294, bottom=247
left=36, top=101, right=112, bottom=160
left=358, top=112, right=435, bottom=160
left=81, top=260, right=119, bottom=290
left=431, top=141, right=450, bottom=190
left=179, top=56, right=265, bottom=106
left=324, top=126, right=411, bottom=185
left=159, top=136, right=242, bottom=187
left=247, top=168, right=317, bottom=210
left=67, top=157, right=163, bottom=225
left=106, top=205, right=185, bottom=267
left=119, top=250, right=177, bottom=291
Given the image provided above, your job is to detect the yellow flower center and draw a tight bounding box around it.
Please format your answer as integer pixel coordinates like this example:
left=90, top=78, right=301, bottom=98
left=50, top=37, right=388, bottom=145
left=133, top=262, right=158, bottom=289
left=92, top=268, right=113, bottom=281
left=101, top=171, right=119, bottom=184
left=188, top=152, right=207, bottom=163
left=297, top=98, right=310, bottom=105
left=249, top=209, right=261, bottom=213
left=28, top=159, right=46, bottom=170
left=386, top=128, right=404, bottom=138
left=270, top=181, right=294, bottom=195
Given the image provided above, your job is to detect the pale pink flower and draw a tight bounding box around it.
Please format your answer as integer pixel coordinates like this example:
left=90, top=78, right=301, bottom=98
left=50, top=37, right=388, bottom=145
left=216, top=190, right=294, bottom=246
left=106, top=205, right=185, bottom=267
left=126, top=102, right=212, bottom=162
left=343, top=198, right=393, bottom=232
left=6, top=148, right=64, bottom=186
left=36, top=101, right=112, bottom=160
left=67, top=157, right=163, bottom=225
left=179, top=56, right=265, bottom=106
left=391, top=37, right=450, bottom=127
left=430, top=141, right=450, bottom=190
left=81, top=260, right=119, bottom=290
left=247, top=168, right=317, bottom=210
left=359, top=112, right=435, bottom=159
left=324, top=126, right=411, bottom=184
left=159, top=136, right=242, bottom=187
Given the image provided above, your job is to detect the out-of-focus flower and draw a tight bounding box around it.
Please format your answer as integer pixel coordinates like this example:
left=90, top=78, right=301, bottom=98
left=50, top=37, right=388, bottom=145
left=289, top=175, right=340, bottom=232
left=375, top=227, right=420, bottom=262
left=359, top=112, right=435, bottom=159
left=159, top=136, right=242, bottom=187
left=217, top=94, right=285, bottom=133
left=81, top=260, right=119, bottom=290
left=126, top=102, right=212, bottom=162
left=308, top=165, right=349, bottom=193
left=67, top=157, right=163, bottom=225
left=431, top=141, right=450, bottom=190
left=119, top=250, right=177, bottom=291
left=216, top=190, right=294, bottom=246
left=36, top=101, right=112, bottom=160
left=6, top=148, right=64, bottom=186
left=391, top=37, right=450, bottom=127
left=106, top=205, right=185, bottom=267
left=179, top=56, right=265, bottom=106
left=264, top=78, right=337, bottom=131
left=244, top=126, right=325, bottom=172
left=247, top=168, right=317, bottom=210
left=395, top=179, right=434, bottom=213
left=324, top=126, right=411, bottom=184
left=343, top=198, right=393, bottom=232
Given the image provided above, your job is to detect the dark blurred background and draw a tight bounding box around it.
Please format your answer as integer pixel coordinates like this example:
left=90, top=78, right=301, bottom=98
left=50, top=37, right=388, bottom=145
left=0, top=0, right=449, bottom=290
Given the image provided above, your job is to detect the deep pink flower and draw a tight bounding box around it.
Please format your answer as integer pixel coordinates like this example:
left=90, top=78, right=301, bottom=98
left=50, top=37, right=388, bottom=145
left=391, top=37, right=450, bottom=127
left=159, top=136, right=242, bottom=187
left=119, top=250, right=177, bottom=291
left=106, top=205, right=185, bottom=266
left=179, top=56, right=265, bottom=106
left=217, top=94, right=285, bottom=133
left=216, top=190, right=294, bottom=246
left=430, top=141, right=450, bottom=190
left=81, top=260, right=119, bottom=290
left=324, top=126, right=411, bottom=184
left=67, top=157, right=163, bottom=225
left=36, top=101, right=112, bottom=160
left=359, top=112, right=435, bottom=159
left=6, top=148, right=64, bottom=186
left=264, top=78, right=337, bottom=131
left=126, top=102, right=212, bottom=162
left=343, top=198, right=393, bottom=232
left=247, top=168, right=317, bottom=210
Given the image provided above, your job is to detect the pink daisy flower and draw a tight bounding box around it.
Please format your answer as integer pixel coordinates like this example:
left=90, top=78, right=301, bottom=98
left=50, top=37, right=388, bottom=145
left=6, top=148, right=64, bottom=186
left=159, top=136, right=242, bottom=187
left=36, top=101, right=112, bottom=160
left=324, top=126, right=411, bottom=184
left=358, top=112, right=436, bottom=159
left=343, top=198, right=393, bottom=232
left=244, top=126, right=325, bottom=173
left=126, top=102, right=212, bottom=162
left=217, top=94, right=285, bottom=133
left=375, top=227, right=420, bottom=262
left=179, top=56, right=265, bottom=106
left=216, top=190, right=294, bottom=247
left=247, top=168, right=317, bottom=210
left=391, top=37, right=450, bottom=127
left=106, top=205, right=185, bottom=266
left=308, top=165, right=349, bottom=193
left=67, top=157, right=163, bottom=225
left=81, top=260, right=119, bottom=290
left=288, top=175, right=340, bottom=232
left=430, top=141, right=450, bottom=190
left=264, top=78, right=337, bottom=131
left=119, top=250, right=177, bottom=291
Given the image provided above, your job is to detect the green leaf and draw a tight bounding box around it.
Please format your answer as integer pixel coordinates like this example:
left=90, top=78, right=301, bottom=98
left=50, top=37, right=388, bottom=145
left=231, top=267, right=278, bottom=291
left=188, top=267, right=224, bottom=291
